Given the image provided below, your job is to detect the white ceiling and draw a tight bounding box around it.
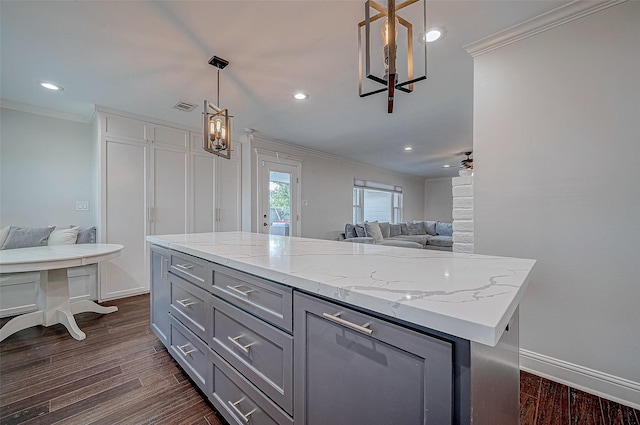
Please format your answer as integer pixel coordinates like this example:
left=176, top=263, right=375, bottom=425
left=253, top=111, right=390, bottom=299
left=1, top=0, right=567, bottom=178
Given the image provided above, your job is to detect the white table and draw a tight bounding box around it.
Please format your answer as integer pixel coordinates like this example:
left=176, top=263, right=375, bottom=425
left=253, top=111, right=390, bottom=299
left=0, top=244, right=123, bottom=342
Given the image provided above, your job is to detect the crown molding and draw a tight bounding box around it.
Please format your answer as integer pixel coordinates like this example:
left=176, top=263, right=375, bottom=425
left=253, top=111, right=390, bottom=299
left=0, top=99, right=95, bottom=123
left=464, top=0, right=628, bottom=57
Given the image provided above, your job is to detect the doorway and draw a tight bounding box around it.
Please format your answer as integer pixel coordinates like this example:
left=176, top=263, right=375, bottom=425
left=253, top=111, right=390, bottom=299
left=257, top=153, right=301, bottom=237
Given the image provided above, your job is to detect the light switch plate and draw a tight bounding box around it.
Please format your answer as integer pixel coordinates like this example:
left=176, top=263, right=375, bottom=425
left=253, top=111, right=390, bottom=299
left=76, top=201, right=90, bottom=211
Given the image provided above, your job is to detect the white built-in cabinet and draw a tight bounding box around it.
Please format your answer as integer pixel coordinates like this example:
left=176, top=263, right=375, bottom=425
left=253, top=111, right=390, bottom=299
left=97, top=111, right=241, bottom=301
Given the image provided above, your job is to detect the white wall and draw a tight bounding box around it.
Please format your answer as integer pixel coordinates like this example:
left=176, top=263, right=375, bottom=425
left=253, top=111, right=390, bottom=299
left=473, top=1, right=639, bottom=406
left=242, top=136, right=425, bottom=240
left=424, top=177, right=453, bottom=222
left=0, top=107, right=95, bottom=228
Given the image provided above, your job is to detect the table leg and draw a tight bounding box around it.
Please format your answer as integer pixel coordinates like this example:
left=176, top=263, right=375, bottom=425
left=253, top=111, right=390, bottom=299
left=70, top=300, right=118, bottom=315
left=56, top=309, right=86, bottom=340
left=0, top=311, right=44, bottom=342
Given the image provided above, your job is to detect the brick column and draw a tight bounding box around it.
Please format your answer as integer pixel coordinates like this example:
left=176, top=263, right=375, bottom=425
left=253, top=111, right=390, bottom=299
left=452, top=169, right=473, bottom=253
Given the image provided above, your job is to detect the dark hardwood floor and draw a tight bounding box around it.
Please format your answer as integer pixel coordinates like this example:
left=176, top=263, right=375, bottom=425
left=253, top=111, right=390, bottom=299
left=1, top=294, right=638, bottom=425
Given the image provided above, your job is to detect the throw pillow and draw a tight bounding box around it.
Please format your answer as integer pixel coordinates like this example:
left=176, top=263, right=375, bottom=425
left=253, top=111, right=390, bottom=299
left=389, top=224, right=401, bottom=237
left=436, top=221, right=453, bottom=237
left=1, top=226, right=55, bottom=250
left=378, top=222, right=390, bottom=239
left=406, top=222, right=426, bottom=235
left=0, top=226, right=10, bottom=248
left=364, top=221, right=384, bottom=242
left=354, top=223, right=367, bottom=238
left=48, top=226, right=80, bottom=245
left=74, top=226, right=97, bottom=244
left=400, top=223, right=409, bottom=235
left=345, top=223, right=357, bottom=239
left=424, top=220, right=437, bottom=236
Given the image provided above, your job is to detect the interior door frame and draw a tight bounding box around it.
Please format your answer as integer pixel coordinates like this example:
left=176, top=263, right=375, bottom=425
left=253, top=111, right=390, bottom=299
left=256, top=149, right=302, bottom=237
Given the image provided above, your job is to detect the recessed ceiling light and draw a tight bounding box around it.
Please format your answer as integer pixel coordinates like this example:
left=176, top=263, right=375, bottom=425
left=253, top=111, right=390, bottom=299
left=442, top=164, right=451, bottom=168
left=404, top=146, right=413, bottom=151
left=40, top=81, right=64, bottom=91
left=294, top=92, right=308, bottom=100
left=420, top=27, right=445, bottom=44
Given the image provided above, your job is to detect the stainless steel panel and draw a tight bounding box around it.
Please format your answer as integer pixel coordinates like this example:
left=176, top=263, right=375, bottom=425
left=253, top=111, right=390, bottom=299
left=169, top=274, right=210, bottom=340
left=210, top=297, right=293, bottom=414
left=211, top=264, right=292, bottom=332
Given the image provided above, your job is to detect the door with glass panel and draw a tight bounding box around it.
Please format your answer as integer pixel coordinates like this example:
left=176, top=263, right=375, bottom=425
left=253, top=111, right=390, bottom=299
left=259, top=161, right=299, bottom=236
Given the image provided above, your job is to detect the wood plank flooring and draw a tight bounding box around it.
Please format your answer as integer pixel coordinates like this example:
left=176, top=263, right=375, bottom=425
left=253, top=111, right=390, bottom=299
left=1, top=294, right=638, bottom=424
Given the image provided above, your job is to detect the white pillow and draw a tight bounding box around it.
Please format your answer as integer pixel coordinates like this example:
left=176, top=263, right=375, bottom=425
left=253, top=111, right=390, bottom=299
left=48, top=226, right=80, bottom=245
left=0, top=226, right=9, bottom=248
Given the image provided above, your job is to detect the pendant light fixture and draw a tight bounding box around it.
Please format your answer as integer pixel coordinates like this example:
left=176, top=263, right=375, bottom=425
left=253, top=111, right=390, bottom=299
left=358, top=0, right=427, bottom=113
left=203, top=55, right=232, bottom=159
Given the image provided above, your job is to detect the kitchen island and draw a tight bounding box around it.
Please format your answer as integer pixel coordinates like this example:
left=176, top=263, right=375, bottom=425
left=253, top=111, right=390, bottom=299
left=147, top=232, right=535, bottom=425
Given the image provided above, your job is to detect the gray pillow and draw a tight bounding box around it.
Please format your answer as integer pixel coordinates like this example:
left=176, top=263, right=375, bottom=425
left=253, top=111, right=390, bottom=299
left=76, top=226, right=97, bottom=244
left=344, top=223, right=357, bottom=239
left=378, top=222, right=390, bottom=239
left=1, top=226, right=55, bottom=250
left=436, top=221, right=453, bottom=237
left=406, top=222, right=426, bottom=235
left=364, top=221, right=384, bottom=242
left=389, top=224, right=401, bottom=237
left=424, top=220, right=437, bottom=236
left=354, top=223, right=367, bottom=238
left=400, top=223, right=409, bottom=235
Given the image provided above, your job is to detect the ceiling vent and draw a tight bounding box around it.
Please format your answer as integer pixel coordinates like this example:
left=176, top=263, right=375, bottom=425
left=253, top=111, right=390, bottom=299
left=173, top=101, right=197, bottom=112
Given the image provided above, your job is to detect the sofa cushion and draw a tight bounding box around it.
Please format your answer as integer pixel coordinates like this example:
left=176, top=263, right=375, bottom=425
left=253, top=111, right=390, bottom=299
left=378, top=240, right=423, bottom=249
left=364, top=221, right=384, bottom=242
left=424, top=221, right=437, bottom=236
left=378, top=222, right=390, bottom=239
left=345, top=223, right=357, bottom=239
left=354, top=223, right=367, bottom=237
left=0, top=226, right=9, bottom=248
left=49, top=226, right=80, bottom=245
left=75, top=226, right=97, bottom=244
left=388, top=224, right=401, bottom=237
left=436, top=221, right=453, bottom=237
left=400, top=223, right=409, bottom=235
left=342, top=237, right=375, bottom=244
left=427, top=235, right=453, bottom=247
left=1, top=226, right=55, bottom=250
left=390, top=235, right=429, bottom=246
left=406, top=222, right=426, bottom=235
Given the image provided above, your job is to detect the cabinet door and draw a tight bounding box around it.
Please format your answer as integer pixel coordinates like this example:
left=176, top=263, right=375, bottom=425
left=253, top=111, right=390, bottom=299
left=150, top=146, right=189, bottom=235
left=294, top=292, right=453, bottom=425
left=150, top=246, right=170, bottom=347
left=216, top=156, right=241, bottom=232
left=150, top=124, right=189, bottom=149
left=102, top=139, right=149, bottom=300
left=191, top=153, right=216, bottom=233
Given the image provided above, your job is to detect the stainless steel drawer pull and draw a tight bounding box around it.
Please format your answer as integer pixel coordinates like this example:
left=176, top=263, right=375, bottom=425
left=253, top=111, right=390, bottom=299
left=226, top=284, right=255, bottom=297
left=322, top=312, right=373, bottom=335
left=176, top=298, right=197, bottom=308
left=177, top=343, right=197, bottom=356
left=175, top=263, right=195, bottom=270
left=228, top=397, right=257, bottom=423
left=227, top=334, right=256, bottom=354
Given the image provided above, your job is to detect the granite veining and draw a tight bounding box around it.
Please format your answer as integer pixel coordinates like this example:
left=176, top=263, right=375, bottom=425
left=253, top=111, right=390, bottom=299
left=147, top=232, right=535, bottom=346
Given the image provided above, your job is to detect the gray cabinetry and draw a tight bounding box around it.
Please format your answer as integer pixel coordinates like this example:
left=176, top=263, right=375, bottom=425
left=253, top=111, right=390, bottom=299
left=150, top=246, right=170, bottom=347
left=294, top=291, right=454, bottom=425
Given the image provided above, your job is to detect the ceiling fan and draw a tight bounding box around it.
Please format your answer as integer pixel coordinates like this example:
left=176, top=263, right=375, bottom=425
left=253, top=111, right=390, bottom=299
left=460, top=151, right=473, bottom=169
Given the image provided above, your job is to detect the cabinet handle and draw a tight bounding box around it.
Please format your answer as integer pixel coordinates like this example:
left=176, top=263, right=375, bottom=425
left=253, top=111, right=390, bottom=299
left=176, top=298, right=197, bottom=308
left=227, top=335, right=256, bottom=354
left=177, top=343, right=197, bottom=356
left=228, top=397, right=257, bottom=423
left=322, top=312, right=373, bottom=335
left=175, top=263, right=194, bottom=270
left=226, top=285, right=255, bottom=297
left=161, top=257, right=168, bottom=279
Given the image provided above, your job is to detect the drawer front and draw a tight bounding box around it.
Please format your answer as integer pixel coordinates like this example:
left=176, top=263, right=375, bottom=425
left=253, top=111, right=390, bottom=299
left=210, top=349, right=293, bottom=425
left=170, top=251, right=210, bottom=289
left=210, top=297, right=293, bottom=414
left=169, top=275, right=209, bottom=340
left=169, top=314, right=209, bottom=394
left=211, top=264, right=292, bottom=332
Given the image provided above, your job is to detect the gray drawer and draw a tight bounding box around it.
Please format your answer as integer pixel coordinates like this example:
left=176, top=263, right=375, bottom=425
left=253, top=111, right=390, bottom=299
left=169, top=274, right=210, bottom=341
left=209, top=349, right=293, bottom=425
left=170, top=251, right=210, bottom=289
left=169, top=314, right=210, bottom=394
left=211, top=264, right=292, bottom=332
left=210, top=297, right=293, bottom=415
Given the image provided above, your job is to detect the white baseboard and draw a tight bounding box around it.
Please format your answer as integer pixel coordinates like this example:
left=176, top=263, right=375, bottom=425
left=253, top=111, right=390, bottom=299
left=520, top=349, right=640, bottom=410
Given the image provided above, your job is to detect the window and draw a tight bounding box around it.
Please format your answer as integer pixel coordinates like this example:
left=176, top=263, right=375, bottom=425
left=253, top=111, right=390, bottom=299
left=353, top=179, right=403, bottom=224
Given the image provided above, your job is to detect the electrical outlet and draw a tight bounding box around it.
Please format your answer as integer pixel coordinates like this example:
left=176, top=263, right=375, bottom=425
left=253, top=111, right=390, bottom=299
left=76, top=201, right=90, bottom=211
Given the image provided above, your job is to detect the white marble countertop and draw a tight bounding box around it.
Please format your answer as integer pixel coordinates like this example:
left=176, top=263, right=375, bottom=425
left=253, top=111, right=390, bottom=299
left=0, top=244, right=123, bottom=273
left=147, top=232, right=535, bottom=346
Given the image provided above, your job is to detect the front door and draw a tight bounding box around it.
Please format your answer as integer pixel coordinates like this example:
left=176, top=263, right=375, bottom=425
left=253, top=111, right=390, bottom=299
left=259, top=160, right=299, bottom=236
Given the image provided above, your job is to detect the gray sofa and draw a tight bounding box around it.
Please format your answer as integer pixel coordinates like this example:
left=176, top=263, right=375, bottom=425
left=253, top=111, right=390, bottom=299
left=339, top=220, right=453, bottom=251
